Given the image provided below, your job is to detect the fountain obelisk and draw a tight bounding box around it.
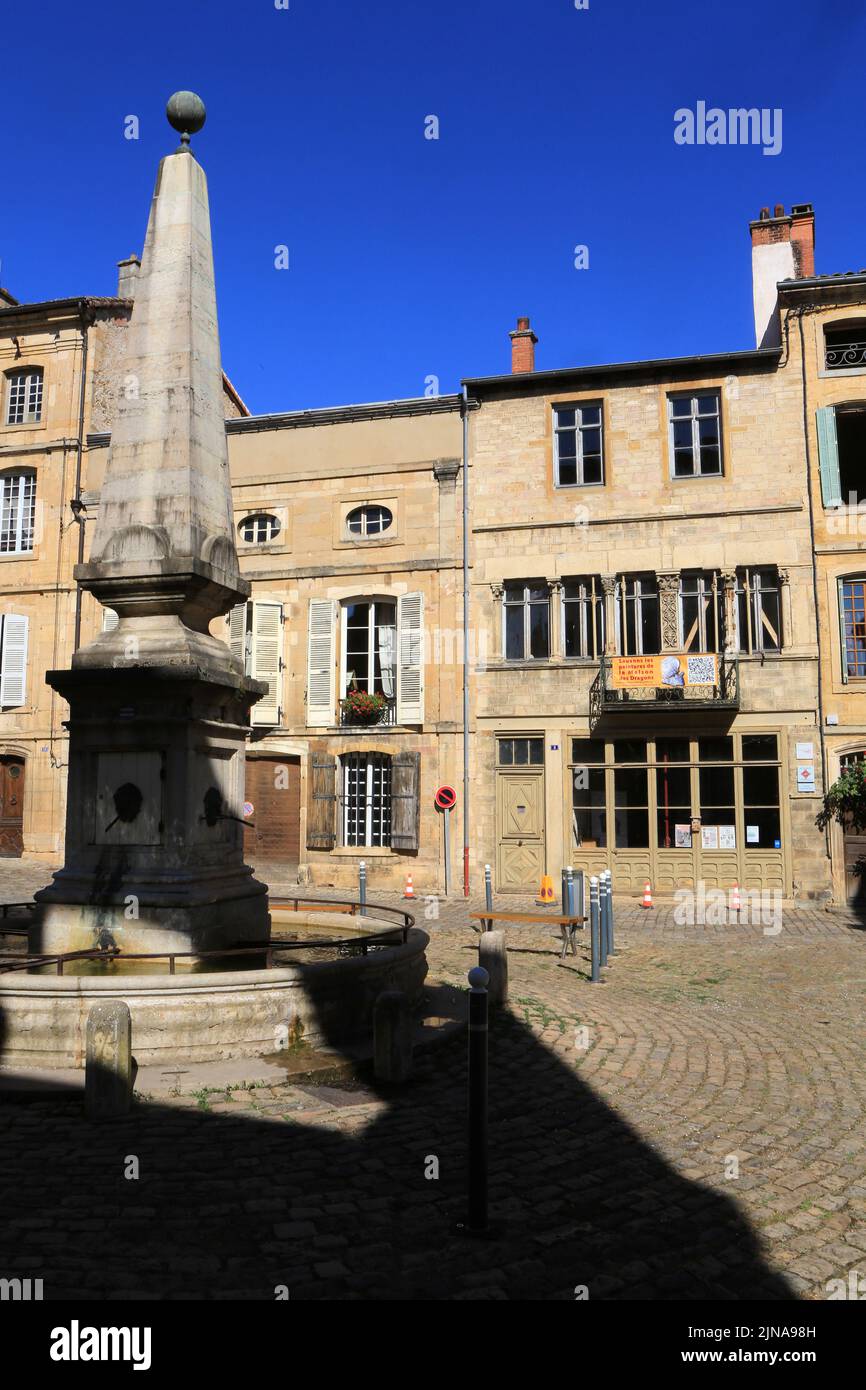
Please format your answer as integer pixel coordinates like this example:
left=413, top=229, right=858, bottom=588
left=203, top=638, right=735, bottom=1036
left=34, top=93, right=270, bottom=956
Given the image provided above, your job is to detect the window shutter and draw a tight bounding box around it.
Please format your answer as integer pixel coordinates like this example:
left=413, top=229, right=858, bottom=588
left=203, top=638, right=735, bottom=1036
left=0, top=614, right=28, bottom=706
left=102, top=607, right=119, bottom=633
left=228, top=603, right=247, bottom=670
left=307, top=598, right=336, bottom=728
left=390, top=751, right=420, bottom=850
left=307, top=753, right=336, bottom=850
left=396, top=592, right=424, bottom=724
left=817, top=407, right=843, bottom=507
left=250, top=601, right=283, bottom=727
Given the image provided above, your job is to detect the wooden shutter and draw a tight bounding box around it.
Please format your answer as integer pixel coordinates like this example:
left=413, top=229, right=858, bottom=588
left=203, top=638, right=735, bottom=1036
left=307, top=598, right=336, bottom=728
left=228, top=603, right=247, bottom=670
left=817, top=407, right=843, bottom=507
left=102, top=608, right=119, bottom=633
left=396, top=592, right=424, bottom=724
left=390, top=750, right=420, bottom=851
left=307, top=753, right=336, bottom=850
left=0, top=614, right=28, bottom=706
left=250, top=601, right=283, bottom=727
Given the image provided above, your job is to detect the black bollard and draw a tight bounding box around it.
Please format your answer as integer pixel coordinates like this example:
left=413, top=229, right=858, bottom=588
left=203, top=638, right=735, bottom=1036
left=484, top=862, right=493, bottom=931
left=466, top=964, right=489, bottom=1231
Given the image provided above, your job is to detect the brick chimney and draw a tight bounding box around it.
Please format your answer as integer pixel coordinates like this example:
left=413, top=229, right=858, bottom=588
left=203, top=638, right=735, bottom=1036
left=509, top=315, right=538, bottom=373
left=116, top=254, right=141, bottom=299
left=749, top=203, right=815, bottom=348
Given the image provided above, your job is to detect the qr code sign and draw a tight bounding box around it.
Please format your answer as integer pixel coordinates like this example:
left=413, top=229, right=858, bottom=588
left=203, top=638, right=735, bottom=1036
left=686, top=655, right=717, bottom=684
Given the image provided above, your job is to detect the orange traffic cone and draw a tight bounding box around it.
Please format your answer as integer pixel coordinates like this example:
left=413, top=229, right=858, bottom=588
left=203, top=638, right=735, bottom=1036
left=641, top=881, right=654, bottom=909
left=536, top=874, right=555, bottom=905
left=403, top=873, right=416, bottom=900
left=730, top=881, right=741, bottom=915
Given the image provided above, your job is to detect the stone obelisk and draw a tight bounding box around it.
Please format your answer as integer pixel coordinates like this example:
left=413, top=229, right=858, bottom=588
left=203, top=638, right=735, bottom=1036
left=34, top=93, right=270, bottom=957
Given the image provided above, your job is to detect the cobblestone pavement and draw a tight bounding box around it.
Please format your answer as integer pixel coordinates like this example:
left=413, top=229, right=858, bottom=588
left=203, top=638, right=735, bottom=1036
left=2, top=858, right=866, bottom=1299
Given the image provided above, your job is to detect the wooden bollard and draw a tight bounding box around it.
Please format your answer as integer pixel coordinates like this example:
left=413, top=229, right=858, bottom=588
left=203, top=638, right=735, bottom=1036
left=479, top=930, right=508, bottom=1006
left=373, top=990, right=413, bottom=1083
left=85, top=1000, right=132, bottom=1120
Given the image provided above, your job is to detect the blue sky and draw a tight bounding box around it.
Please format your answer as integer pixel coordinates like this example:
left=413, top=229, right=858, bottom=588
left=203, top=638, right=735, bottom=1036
left=3, top=0, right=864, bottom=413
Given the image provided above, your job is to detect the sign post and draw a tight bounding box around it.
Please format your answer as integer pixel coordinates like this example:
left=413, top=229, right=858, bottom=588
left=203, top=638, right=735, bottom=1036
left=435, top=785, right=457, bottom=896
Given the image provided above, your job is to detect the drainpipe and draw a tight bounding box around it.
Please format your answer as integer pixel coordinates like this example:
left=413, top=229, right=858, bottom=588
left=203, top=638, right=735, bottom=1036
left=71, top=302, right=90, bottom=653
left=461, top=385, right=471, bottom=896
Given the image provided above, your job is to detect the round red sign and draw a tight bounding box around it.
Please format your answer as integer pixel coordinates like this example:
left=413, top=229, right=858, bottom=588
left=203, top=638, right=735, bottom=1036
left=434, top=785, right=457, bottom=811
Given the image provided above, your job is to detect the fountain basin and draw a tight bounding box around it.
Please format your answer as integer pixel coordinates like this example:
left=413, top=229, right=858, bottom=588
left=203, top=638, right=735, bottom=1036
left=0, top=916, right=428, bottom=1069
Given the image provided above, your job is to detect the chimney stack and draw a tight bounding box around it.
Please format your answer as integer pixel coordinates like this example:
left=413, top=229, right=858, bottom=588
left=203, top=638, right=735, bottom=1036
left=509, top=315, right=537, bottom=373
left=116, top=254, right=141, bottom=300
left=749, top=203, right=815, bottom=348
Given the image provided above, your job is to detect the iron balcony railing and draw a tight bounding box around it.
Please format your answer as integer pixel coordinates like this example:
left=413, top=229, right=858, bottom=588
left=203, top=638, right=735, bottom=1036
left=339, top=695, right=397, bottom=727
left=590, top=653, right=739, bottom=725
left=825, top=337, right=866, bottom=371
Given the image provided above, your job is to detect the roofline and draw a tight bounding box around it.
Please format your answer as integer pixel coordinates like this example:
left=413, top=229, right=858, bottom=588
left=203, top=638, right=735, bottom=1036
left=221, top=369, right=251, bottom=418
left=778, top=273, right=866, bottom=290
left=461, top=347, right=782, bottom=393
left=0, top=295, right=132, bottom=320
left=225, top=394, right=464, bottom=433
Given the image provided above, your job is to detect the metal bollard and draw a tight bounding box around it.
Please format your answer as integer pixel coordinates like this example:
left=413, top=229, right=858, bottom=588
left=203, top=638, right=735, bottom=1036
left=561, top=868, right=569, bottom=919
left=466, top=965, right=489, bottom=1231
left=359, top=859, right=367, bottom=916
left=566, top=865, right=574, bottom=919
left=484, top=862, right=493, bottom=931
left=575, top=868, right=585, bottom=927
left=599, top=872, right=609, bottom=967
left=589, top=876, right=601, bottom=984
left=606, top=869, right=616, bottom=955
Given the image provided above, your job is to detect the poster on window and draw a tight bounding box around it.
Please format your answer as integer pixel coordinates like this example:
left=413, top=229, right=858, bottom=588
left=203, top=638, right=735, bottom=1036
left=701, top=825, right=719, bottom=849
left=674, top=823, right=692, bottom=848
left=718, top=825, right=736, bottom=850
left=609, top=653, right=718, bottom=689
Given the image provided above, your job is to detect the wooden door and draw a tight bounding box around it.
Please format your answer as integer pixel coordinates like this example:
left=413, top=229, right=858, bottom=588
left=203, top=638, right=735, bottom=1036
left=0, top=756, right=24, bottom=857
left=496, top=770, right=545, bottom=891
left=243, top=757, right=300, bottom=865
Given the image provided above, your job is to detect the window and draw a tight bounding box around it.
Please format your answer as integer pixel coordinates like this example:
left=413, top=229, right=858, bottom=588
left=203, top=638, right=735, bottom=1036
left=571, top=739, right=607, bottom=849
left=498, top=737, right=544, bottom=766
left=817, top=404, right=866, bottom=508
left=5, top=370, right=43, bottom=426
left=346, top=504, right=393, bottom=537
left=734, top=568, right=781, bottom=653
left=615, top=575, right=660, bottom=655
left=228, top=601, right=283, bottom=725
left=239, top=513, right=281, bottom=544
left=0, top=613, right=29, bottom=706
left=842, top=579, right=866, bottom=678
left=554, top=404, right=604, bottom=486
left=562, top=576, right=604, bottom=658
left=503, top=581, right=550, bottom=660
left=668, top=392, right=722, bottom=477
left=0, top=471, right=36, bottom=554
left=679, top=571, right=723, bottom=652
left=341, top=752, right=392, bottom=847
left=825, top=324, right=866, bottom=373
left=342, top=599, right=397, bottom=722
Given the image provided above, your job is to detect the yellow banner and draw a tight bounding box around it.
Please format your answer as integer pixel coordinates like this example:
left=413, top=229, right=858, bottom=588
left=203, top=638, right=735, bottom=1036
left=609, top=653, right=718, bottom=689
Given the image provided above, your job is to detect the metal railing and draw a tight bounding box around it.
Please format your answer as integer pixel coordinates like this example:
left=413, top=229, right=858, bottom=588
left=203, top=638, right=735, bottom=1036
left=339, top=696, right=397, bottom=727
left=590, top=653, right=739, bottom=724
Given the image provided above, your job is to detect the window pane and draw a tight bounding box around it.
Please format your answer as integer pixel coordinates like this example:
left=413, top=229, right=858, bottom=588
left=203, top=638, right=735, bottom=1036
left=528, top=738, right=544, bottom=765
left=614, top=738, right=647, bottom=763
left=698, top=736, right=733, bottom=761
left=573, top=768, right=607, bottom=848
left=514, top=739, right=529, bottom=765
left=698, top=446, right=721, bottom=475
left=671, top=397, right=691, bottom=418
left=673, top=450, right=694, bottom=478
left=581, top=406, right=601, bottom=426
left=697, top=395, right=719, bottom=415
left=656, top=765, right=691, bottom=805
left=558, top=459, right=578, bottom=486
left=700, top=765, right=735, bottom=806
left=556, top=409, right=575, bottom=429
left=505, top=606, right=524, bottom=659
left=614, top=766, right=648, bottom=805
left=582, top=455, right=602, bottom=485
left=742, top=734, right=778, bottom=761
left=743, top=765, right=779, bottom=806
left=498, top=739, right=513, bottom=765
left=657, top=807, right=692, bottom=848
left=641, top=601, right=661, bottom=654
left=655, top=737, right=690, bottom=763
left=572, top=738, right=606, bottom=763
left=744, top=807, right=781, bottom=847
left=615, top=808, right=649, bottom=847
left=673, top=420, right=692, bottom=449
left=529, top=603, right=550, bottom=658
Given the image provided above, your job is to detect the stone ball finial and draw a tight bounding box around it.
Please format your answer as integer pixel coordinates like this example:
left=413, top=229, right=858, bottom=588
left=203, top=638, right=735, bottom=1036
left=166, top=91, right=206, bottom=149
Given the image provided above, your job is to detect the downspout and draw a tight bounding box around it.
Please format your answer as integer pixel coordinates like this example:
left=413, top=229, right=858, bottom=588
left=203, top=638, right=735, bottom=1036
left=461, top=385, right=471, bottom=896
left=796, top=307, right=832, bottom=877
left=71, top=302, right=90, bottom=653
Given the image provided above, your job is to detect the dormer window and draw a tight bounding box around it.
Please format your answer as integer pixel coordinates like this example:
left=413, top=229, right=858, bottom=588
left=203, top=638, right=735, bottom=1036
left=824, top=323, right=866, bottom=373
left=346, top=504, right=392, bottom=538
left=239, top=513, right=280, bottom=544
left=5, top=369, right=43, bottom=426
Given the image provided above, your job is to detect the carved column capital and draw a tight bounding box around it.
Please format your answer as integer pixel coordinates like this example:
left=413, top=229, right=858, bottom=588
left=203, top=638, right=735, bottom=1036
left=490, top=581, right=504, bottom=601
left=600, top=574, right=617, bottom=598
left=778, top=567, right=791, bottom=586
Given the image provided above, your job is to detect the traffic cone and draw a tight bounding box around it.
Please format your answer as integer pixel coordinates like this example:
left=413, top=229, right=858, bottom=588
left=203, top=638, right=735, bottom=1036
left=536, top=874, right=555, bottom=905
left=403, top=873, right=416, bottom=900
left=730, top=881, right=741, bottom=916
left=641, top=881, right=654, bottom=909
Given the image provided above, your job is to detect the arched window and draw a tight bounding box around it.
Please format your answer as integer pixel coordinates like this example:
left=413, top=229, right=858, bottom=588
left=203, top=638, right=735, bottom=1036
left=5, top=368, right=43, bottom=426
left=824, top=321, right=866, bottom=373
left=841, top=577, right=866, bottom=678
left=239, top=513, right=280, bottom=544
left=0, top=471, right=36, bottom=553
left=346, top=504, right=393, bottom=538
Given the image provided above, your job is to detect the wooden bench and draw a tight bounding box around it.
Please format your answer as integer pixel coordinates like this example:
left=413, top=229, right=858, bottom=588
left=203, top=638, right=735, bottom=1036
left=469, top=911, right=587, bottom=958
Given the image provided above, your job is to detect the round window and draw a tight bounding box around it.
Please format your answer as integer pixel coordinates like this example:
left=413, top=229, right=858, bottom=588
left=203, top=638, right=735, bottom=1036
left=239, top=514, right=281, bottom=544
left=346, top=504, right=393, bottom=538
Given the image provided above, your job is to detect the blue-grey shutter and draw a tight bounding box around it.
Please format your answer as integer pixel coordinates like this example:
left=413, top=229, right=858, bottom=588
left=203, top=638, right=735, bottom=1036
left=817, top=407, right=842, bottom=508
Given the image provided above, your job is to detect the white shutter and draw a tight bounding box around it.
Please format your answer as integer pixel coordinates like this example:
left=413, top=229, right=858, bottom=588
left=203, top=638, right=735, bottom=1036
left=0, top=614, right=29, bottom=706
left=228, top=602, right=247, bottom=671
left=307, top=598, right=336, bottom=728
left=102, top=608, right=119, bottom=633
left=250, top=601, right=282, bottom=727
left=397, top=591, right=424, bottom=724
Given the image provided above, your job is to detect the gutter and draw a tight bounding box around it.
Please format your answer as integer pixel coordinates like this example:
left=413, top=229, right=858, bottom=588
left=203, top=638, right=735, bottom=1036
left=461, top=386, right=471, bottom=897
left=462, top=346, right=782, bottom=393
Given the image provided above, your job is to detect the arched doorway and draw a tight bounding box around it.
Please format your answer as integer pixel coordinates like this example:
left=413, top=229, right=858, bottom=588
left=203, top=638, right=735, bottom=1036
left=839, top=750, right=866, bottom=907
left=0, top=755, right=25, bottom=856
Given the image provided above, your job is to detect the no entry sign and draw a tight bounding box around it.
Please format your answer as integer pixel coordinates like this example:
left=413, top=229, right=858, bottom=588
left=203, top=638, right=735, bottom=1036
left=435, top=785, right=457, bottom=811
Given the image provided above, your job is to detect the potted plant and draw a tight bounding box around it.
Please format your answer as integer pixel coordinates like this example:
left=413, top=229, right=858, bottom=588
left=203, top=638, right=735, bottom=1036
left=341, top=689, right=388, bottom=724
